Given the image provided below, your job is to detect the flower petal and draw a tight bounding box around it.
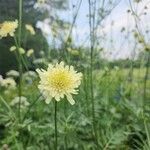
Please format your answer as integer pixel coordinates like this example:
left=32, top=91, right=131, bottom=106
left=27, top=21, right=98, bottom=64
left=55, top=95, right=61, bottom=101
left=45, top=97, right=52, bottom=104
left=66, top=94, right=75, bottom=105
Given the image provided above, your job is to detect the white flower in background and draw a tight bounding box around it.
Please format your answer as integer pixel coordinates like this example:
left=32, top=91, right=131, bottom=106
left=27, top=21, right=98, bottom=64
left=6, top=70, right=19, bottom=77
left=25, top=24, right=35, bottom=35
left=23, top=71, right=37, bottom=78
left=10, top=46, right=16, bottom=52
left=27, top=49, right=34, bottom=57
left=0, top=75, right=3, bottom=84
left=0, top=77, right=16, bottom=89
left=36, top=19, right=51, bottom=36
left=33, top=58, right=47, bottom=65
left=23, top=71, right=38, bottom=84
left=10, top=96, right=30, bottom=109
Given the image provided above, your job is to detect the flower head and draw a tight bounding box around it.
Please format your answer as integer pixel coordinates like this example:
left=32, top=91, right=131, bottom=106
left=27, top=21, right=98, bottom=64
left=27, top=49, right=34, bottom=57
left=38, top=0, right=46, bottom=4
left=36, top=62, right=82, bottom=105
left=19, top=47, right=25, bottom=54
left=0, top=77, right=16, bottom=89
left=10, top=46, right=16, bottom=52
left=25, top=24, right=35, bottom=35
left=0, top=20, right=18, bottom=38
left=10, top=96, right=30, bottom=109
left=6, top=70, right=19, bottom=77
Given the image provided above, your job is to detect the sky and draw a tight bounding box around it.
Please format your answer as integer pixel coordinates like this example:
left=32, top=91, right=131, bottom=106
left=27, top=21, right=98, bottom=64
left=37, top=0, right=150, bottom=60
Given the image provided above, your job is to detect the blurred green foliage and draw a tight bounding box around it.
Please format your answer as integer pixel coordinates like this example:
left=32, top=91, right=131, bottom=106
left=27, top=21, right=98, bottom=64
left=0, top=68, right=149, bottom=149
left=0, top=0, right=49, bottom=74
left=0, top=0, right=150, bottom=149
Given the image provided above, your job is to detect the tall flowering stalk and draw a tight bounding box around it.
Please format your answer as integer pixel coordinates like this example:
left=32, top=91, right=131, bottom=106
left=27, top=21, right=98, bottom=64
left=88, top=0, right=99, bottom=147
left=54, top=101, right=58, bottom=150
left=143, top=51, right=150, bottom=104
left=37, top=61, right=82, bottom=149
left=0, top=0, right=23, bottom=122
left=18, top=0, right=23, bottom=122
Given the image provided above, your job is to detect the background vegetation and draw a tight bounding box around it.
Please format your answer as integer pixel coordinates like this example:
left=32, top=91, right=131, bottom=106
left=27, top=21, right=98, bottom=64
left=0, top=0, right=150, bottom=149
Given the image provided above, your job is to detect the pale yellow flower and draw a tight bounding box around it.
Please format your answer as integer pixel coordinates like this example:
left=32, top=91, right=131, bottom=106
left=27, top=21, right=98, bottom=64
left=36, top=62, right=82, bottom=105
left=10, top=46, right=25, bottom=54
left=10, top=46, right=16, bottom=52
left=38, top=0, right=46, bottom=3
left=0, top=77, right=16, bottom=89
left=19, top=47, right=25, bottom=54
left=25, top=24, right=35, bottom=35
left=0, top=20, right=18, bottom=38
left=27, top=49, right=34, bottom=57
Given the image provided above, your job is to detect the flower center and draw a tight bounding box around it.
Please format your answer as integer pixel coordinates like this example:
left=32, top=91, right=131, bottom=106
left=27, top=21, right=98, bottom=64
left=49, top=70, right=72, bottom=92
left=3, top=24, right=13, bottom=32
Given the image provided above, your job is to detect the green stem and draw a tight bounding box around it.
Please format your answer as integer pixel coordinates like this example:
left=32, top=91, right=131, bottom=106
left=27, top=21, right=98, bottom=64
left=63, top=99, right=68, bottom=149
left=63, top=97, right=67, bottom=117
left=144, top=118, right=150, bottom=147
left=83, top=68, right=89, bottom=116
left=22, top=94, right=41, bottom=122
left=64, top=133, right=68, bottom=149
left=54, top=101, right=58, bottom=150
left=143, top=52, right=150, bottom=106
left=18, top=63, right=22, bottom=122
left=18, top=0, right=23, bottom=123
left=88, top=0, right=98, bottom=147
left=18, top=0, right=22, bottom=45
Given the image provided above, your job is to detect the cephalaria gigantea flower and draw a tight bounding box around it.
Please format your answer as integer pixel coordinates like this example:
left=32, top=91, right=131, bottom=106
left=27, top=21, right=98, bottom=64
left=10, top=46, right=16, bottom=52
left=0, top=20, right=18, bottom=38
left=25, top=24, right=35, bottom=35
left=27, top=49, right=34, bottom=57
left=19, top=47, right=25, bottom=54
left=36, top=62, right=82, bottom=105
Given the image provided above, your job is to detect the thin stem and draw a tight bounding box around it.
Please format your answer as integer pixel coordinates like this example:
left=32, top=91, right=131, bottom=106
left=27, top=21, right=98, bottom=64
left=63, top=99, right=68, bottom=149
left=64, top=133, right=68, bottom=149
left=144, top=118, right=150, bottom=147
left=83, top=69, right=89, bottom=115
left=18, top=0, right=22, bottom=45
left=54, top=101, right=58, bottom=150
left=143, top=52, right=150, bottom=107
left=88, top=0, right=99, bottom=147
left=22, top=94, right=42, bottom=122
left=127, top=44, right=136, bottom=100
left=18, top=0, right=23, bottom=123
left=66, top=0, right=82, bottom=43
left=63, top=97, right=67, bottom=117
